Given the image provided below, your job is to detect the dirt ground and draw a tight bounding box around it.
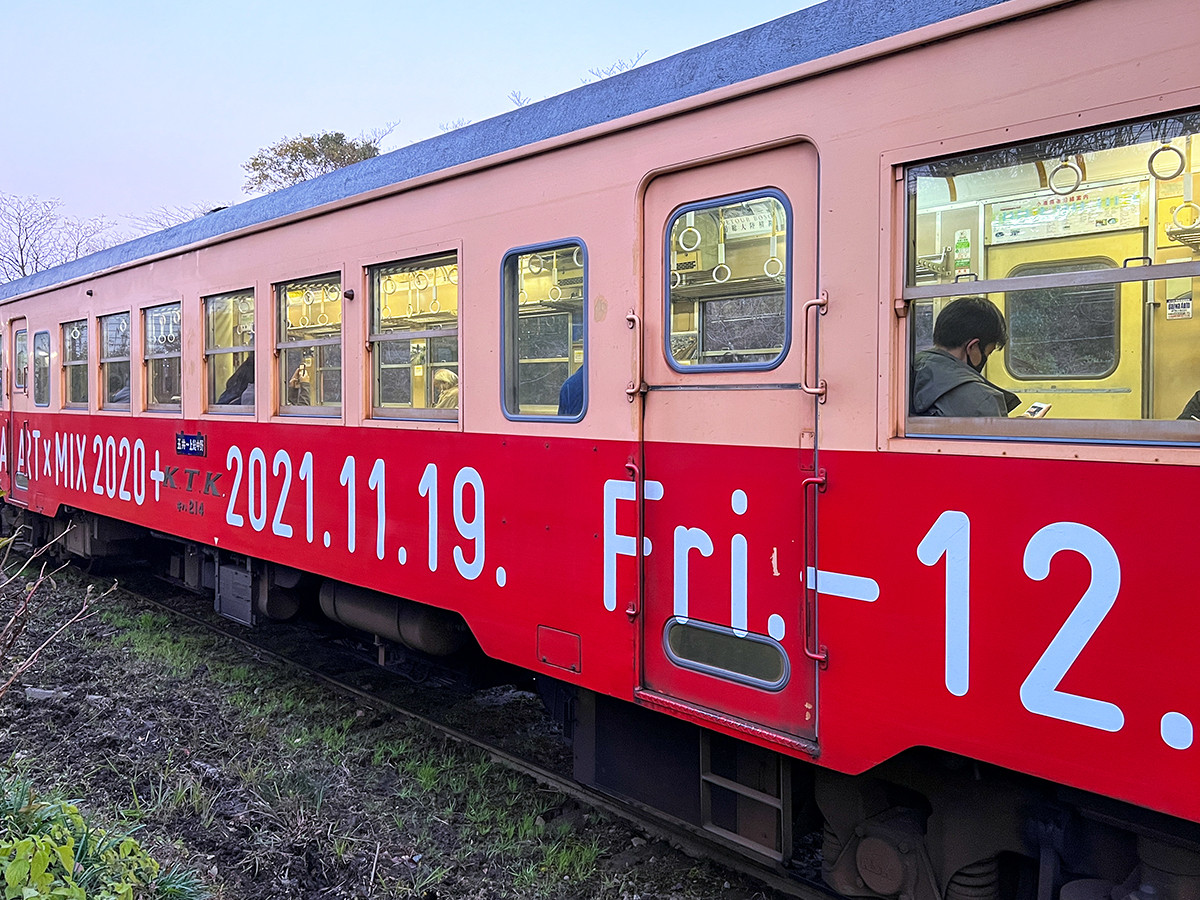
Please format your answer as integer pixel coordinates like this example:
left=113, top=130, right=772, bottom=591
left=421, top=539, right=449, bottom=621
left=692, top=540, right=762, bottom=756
left=0, top=561, right=788, bottom=899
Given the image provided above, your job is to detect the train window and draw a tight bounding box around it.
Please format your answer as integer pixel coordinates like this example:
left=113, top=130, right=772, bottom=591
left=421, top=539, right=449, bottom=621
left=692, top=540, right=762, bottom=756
left=663, top=618, right=789, bottom=691
left=32, top=332, right=50, bottom=407
left=665, top=192, right=790, bottom=370
left=277, top=273, right=341, bottom=415
left=205, top=289, right=254, bottom=412
left=144, top=302, right=181, bottom=410
left=62, top=320, right=88, bottom=408
left=1005, top=259, right=1119, bottom=379
left=14, top=330, right=27, bottom=392
left=100, top=312, right=130, bottom=409
left=905, top=107, right=1200, bottom=441
left=501, top=241, right=586, bottom=420
left=368, top=252, right=458, bottom=419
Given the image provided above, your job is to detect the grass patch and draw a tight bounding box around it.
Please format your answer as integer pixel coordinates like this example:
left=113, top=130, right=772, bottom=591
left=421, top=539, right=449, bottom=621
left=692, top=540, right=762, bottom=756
left=4, top=565, right=757, bottom=899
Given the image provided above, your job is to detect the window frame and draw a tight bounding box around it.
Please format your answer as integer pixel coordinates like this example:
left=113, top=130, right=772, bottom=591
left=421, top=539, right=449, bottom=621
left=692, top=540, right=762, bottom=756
left=99, top=311, right=131, bottom=410
left=204, top=289, right=255, bottom=414
left=901, top=108, right=1200, bottom=447
left=32, top=331, right=50, bottom=407
left=1003, top=257, right=1121, bottom=381
left=143, top=301, right=182, bottom=411
left=500, top=238, right=588, bottom=423
left=368, top=252, right=460, bottom=421
left=13, top=329, right=27, bottom=393
left=276, top=272, right=343, bottom=417
left=663, top=189, right=793, bottom=374
left=62, top=319, right=89, bottom=409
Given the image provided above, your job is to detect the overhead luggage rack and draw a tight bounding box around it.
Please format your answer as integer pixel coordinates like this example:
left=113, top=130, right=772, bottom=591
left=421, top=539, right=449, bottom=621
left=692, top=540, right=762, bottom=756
left=1167, top=224, right=1200, bottom=253
left=915, top=248, right=954, bottom=280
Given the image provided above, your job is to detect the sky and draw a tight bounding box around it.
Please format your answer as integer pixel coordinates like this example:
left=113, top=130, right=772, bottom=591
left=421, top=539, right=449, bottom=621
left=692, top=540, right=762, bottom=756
left=3, top=1, right=824, bottom=224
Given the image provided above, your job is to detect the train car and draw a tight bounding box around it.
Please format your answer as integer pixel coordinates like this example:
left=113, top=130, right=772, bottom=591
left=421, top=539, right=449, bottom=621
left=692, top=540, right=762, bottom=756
left=3, top=0, right=1200, bottom=897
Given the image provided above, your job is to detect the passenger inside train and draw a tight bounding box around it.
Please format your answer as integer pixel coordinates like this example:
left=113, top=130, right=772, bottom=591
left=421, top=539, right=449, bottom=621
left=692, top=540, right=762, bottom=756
left=907, top=108, right=1200, bottom=439
left=216, top=355, right=255, bottom=405
left=910, top=296, right=1019, bottom=417
left=277, top=274, right=341, bottom=414
left=207, top=289, right=255, bottom=412
left=432, top=369, right=458, bottom=410
left=370, top=253, right=460, bottom=419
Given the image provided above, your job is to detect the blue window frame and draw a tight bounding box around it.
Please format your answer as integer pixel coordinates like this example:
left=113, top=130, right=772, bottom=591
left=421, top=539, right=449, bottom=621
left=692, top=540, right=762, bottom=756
left=664, top=190, right=792, bottom=372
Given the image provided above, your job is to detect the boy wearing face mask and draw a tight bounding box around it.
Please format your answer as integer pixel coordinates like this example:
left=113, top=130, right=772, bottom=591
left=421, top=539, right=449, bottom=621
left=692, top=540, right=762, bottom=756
left=910, top=295, right=1020, bottom=418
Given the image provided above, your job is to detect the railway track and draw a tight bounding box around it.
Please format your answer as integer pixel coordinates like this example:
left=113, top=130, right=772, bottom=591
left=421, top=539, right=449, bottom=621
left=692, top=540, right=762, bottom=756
left=111, top=567, right=828, bottom=900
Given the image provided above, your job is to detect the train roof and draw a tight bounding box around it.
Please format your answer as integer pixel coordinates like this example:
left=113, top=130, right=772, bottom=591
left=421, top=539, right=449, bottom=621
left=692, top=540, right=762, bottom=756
left=1, top=0, right=1011, bottom=303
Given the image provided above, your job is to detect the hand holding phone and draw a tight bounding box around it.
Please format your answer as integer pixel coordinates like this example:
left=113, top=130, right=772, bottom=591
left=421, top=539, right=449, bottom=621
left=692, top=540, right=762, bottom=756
left=1022, top=402, right=1051, bottom=418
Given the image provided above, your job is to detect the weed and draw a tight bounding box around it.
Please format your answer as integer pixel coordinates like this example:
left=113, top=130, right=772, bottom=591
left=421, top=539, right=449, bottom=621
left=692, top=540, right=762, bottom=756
left=100, top=609, right=138, bottom=630
left=212, top=663, right=256, bottom=686
left=283, top=725, right=316, bottom=750
left=153, top=865, right=209, bottom=899
left=547, top=835, right=602, bottom=881
left=517, top=811, right=543, bottom=841
left=121, top=777, right=148, bottom=822
left=404, top=862, right=449, bottom=896
left=470, top=757, right=493, bottom=784
left=504, top=774, right=527, bottom=799
left=464, top=793, right=493, bottom=834
left=496, top=817, right=517, bottom=846
left=447, top=770, right=468, bottom=795
left=331, top=835, right=352, bottom=861
left=415, top=762, right=440, bottom=793
left=0, top=774, right=207, bottom=899
left=317, top=720, right=352, bottom=755
left=511, top=860, right=542, bottom=893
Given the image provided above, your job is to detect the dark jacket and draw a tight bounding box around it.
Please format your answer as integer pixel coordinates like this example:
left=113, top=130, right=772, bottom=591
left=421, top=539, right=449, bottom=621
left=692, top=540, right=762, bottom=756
left=1179, top=391, right=1200, bottom=421
left=911, top=348, right=1020, bottom=418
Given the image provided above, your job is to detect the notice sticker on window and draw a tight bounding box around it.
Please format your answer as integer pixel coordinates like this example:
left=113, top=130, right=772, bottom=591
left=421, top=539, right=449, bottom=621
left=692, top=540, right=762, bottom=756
left=1167, top=294, right=1193, bottom=320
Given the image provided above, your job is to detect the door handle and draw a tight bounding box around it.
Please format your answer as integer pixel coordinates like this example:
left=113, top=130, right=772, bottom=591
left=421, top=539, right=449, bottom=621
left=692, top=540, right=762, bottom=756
left=624, top=459, right=643, bottom=621
left=801, top=469, right=828, bottom=666
left=801, top=292, right=828, bottom=401
left=626, top=310, right=642, bottom=403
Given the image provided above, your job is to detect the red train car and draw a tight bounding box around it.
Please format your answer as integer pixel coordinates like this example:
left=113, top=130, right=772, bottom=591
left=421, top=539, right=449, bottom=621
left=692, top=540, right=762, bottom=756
left=4, top=0, right=1200, bottom=897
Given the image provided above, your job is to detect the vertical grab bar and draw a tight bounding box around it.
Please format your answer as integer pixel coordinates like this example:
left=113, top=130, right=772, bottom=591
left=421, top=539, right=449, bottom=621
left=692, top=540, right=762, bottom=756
left=625, top=460, right=643, bottom=622
left=801, top=469, right=828, bottom=666
left=626, top=310, right=643, bottom=402
left=801, top=292, right=828, bottom=401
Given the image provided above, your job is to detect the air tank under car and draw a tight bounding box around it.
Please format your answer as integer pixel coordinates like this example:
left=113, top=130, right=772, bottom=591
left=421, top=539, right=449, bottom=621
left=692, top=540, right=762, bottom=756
left=318, top=580, right=470, bottom=657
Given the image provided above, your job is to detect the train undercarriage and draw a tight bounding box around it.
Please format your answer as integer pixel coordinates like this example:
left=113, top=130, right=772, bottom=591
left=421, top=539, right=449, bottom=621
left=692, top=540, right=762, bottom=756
left=13, top=505, right=1200, bottom=900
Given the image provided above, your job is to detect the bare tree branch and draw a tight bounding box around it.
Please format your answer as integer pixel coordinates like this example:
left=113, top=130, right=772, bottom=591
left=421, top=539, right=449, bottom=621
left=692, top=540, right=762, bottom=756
left=0, top=529, right=110, bottom=704
left=124, top=203, right=225, bottom=236
left=0, top=192, right=122, bottom=283
left=581, top=50, right=649, bottom=84
left=510, top=51, right=649, bottom=108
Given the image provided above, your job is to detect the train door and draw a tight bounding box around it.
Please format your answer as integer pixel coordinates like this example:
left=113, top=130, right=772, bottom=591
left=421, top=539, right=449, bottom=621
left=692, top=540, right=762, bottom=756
left=636, top=144, right=820, bottom=749
left=7, top=319, right=30, bottom=505
left=986, top=231, right=1146, bottom=418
